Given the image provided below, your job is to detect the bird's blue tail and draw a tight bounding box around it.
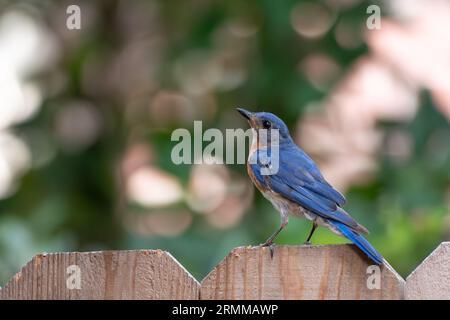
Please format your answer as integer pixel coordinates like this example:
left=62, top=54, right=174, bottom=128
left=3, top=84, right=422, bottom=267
left=331, top=221, right=384, bottom=265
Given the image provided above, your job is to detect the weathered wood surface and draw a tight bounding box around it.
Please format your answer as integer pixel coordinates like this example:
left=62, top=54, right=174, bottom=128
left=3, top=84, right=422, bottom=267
left=0, top=250, right=200, bottom=300
left=405, top=242, right=450, bottom=299
left=4, top=243, right=450, bottom=300
left=200, top=244, right=404, bottom=300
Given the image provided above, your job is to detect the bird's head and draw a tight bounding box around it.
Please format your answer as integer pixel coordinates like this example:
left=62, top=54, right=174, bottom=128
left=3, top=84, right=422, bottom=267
left=236, top=108, right=292, bottom=144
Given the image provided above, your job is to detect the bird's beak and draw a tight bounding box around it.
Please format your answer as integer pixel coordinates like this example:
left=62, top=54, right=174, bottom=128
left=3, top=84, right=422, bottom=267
left=236, top=108, right=253, bottom=121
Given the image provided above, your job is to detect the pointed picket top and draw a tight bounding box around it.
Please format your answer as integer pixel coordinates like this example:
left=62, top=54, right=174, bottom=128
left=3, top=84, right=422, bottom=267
left=200, top=244, right=404, bottom=300
left=405, top=242, right=450, bottom=299
left=0, top=250, right=200, bottom=300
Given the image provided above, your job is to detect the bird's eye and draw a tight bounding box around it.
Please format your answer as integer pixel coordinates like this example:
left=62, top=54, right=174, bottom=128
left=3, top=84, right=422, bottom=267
left=262, top=120, right=271, bottom=129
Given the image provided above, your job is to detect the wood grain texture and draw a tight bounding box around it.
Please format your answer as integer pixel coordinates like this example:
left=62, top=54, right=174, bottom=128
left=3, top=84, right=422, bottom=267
left=405, top=242, right=450, bottom=299
left=200, top=244, right=404, bottom=300
left=0, top=250, right=199, bottom=300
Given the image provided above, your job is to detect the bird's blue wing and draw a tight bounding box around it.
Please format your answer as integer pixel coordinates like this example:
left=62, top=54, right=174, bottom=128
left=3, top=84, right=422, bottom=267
left=267, top=173, right=361, bottom=230
left=281, top=147, right=346, bottom=207
left=252, top=147, right=364, bottom=232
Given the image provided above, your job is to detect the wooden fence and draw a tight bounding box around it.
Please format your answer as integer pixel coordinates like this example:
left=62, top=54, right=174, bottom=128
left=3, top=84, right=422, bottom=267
left=0, top=243, right=449, bottom=300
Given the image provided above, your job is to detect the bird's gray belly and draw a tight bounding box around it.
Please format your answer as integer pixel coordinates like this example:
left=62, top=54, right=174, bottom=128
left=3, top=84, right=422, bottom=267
left=264, top=191, right=343, bottom=236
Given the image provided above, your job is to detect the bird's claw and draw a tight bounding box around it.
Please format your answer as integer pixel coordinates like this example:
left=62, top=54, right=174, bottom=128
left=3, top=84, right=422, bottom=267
left=259, top=241, right=275, bottom=259
left=303, top=241, right=312, bottom=245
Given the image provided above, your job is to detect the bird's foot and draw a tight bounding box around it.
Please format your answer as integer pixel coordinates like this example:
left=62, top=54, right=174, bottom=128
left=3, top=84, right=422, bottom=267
left=303, top=241, right=312, bottom=245
left=259, top=241, right=275, bottom=259
left=259, top=240, right=272, bottom=247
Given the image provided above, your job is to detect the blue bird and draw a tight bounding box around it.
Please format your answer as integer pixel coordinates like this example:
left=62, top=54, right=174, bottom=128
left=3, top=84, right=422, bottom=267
left=237, top=108, right=384, bottom=265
